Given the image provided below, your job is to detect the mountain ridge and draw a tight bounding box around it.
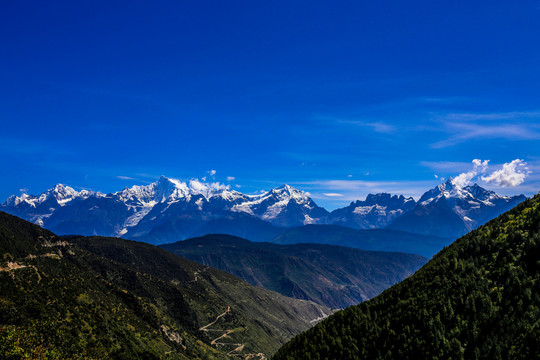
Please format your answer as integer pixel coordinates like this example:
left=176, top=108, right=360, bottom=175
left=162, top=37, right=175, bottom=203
left=1, top=177, right=526, bottom=245
left=159, top=233, right=428, bottom=309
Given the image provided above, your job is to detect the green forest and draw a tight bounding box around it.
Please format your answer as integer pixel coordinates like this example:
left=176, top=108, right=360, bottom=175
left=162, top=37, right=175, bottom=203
left=273, top=194, right=540, bottom=360
left=0, top=212, right=328, bottom=359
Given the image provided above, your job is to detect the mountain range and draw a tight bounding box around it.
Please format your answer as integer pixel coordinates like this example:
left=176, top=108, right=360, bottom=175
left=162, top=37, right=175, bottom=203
left=160, top=234, right=428, bottom=309
left=1, top=176, right=526, bottom=245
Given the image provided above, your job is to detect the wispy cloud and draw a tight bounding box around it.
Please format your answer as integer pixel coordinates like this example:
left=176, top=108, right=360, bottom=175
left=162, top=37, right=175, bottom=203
left=323, top=193, right=344, bottom=197
left=430, top=111, right=540, bottom=148
left=227, top=176, right=235, bottom=181
left=117, top=175, right=136, bottom=180
left=364, top=122, right=397, bottom=134
left=441, top=110, right=540, bottom=122
left=296, top=179, right=438, bottom=202
left=336, top=119, right=397, bottom=134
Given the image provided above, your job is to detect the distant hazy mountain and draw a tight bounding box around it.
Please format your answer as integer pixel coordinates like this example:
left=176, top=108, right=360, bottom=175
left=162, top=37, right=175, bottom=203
left=0, top=211, right=330, bottom=359
left=273, top=225, right=453, bottom=258
left=388, top=178, right=526, bottom=238
left=160, top=234, right=428, bottom=309
left=327, top=193, right=416, bottom=229
left=187, top=212, right=287, bottom=242
left=1, top=176, right=526, bottom=246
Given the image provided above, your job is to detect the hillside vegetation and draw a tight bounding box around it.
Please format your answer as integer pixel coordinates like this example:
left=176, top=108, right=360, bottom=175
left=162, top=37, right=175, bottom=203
left=0, top=212, right=329, bottom=359
left=273, top=194, right=540, bottom=360
left=161, top=235, right=426, bottom=309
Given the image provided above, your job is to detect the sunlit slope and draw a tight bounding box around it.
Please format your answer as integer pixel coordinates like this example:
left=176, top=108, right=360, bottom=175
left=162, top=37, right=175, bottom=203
left=0, top=212, right=329, bottom=359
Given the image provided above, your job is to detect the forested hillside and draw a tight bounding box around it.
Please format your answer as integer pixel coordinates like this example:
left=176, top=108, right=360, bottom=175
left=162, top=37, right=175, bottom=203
left=273, top=194, right=540, bottom=360
left=161, top=234, right=426, bottom=309
left=0, top=212, right=329, bottom=359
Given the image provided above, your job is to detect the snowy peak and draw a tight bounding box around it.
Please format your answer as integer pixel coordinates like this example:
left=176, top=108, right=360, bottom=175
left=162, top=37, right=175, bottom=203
left=463, top=184, right=501, bottom=201
left=269, top=184, right=311, bottom=204
left=328, top=192, right=416, bottom=229
left=115, top=176, right=232, bottom=205
left=229, top=184, right=326, bottom=226
left=1, top=176, right=526, bottom=241
left=418, top=177, right=469, bottom=204
left=390, top=181, right=528, bottom=238
left=51, top=184, right=78, bottom=201
left=4, top=184, right=93, bottom=208
left=154, top=176, right=189, bottom=201
left=418, top=181, right=507, bottom=207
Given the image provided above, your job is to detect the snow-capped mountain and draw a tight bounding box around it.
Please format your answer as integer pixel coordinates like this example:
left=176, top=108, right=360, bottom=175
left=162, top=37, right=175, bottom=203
left=1, top=176, right=527, bottom=243
left=327, top=193, right=416, bottom=229
left=1, top=177, right=327, bottom=243
left=230, top=184, right=329, bottom=227
left=388, top=178, right=526, bottom=238
left=2, top=184, right=101, bottom=226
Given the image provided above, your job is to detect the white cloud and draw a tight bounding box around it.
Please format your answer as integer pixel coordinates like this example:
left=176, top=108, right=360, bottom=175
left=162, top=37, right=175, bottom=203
left=481, top=159, right=531, bottom=187
left=227, top=176, right=235, bottom=181
left=117, top=175, right=136, bottom=180
left=189, top=179, right=230, bottom=193
left=208, top=170, right=217, bottom=177
left=323, top=193, right=344, bottom=197
left=452, top=159, right=489, bottom=187
left=19, top=188, right=28, bottom=194
left=347, top=174, right=353, bottom=178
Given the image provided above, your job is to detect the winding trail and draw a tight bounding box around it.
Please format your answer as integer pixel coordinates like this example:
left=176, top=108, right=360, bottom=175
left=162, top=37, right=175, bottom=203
left=199, top=306, right=231, bottom=331
left=199, top=306, right=267, bottom=360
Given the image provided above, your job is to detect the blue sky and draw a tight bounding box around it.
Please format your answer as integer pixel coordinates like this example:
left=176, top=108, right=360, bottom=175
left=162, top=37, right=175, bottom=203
left=1, top=1, right=539, bottom=209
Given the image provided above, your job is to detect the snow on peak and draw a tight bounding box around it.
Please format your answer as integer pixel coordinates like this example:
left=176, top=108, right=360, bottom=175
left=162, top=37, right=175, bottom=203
left=50, top=184, right=80, bottom=205
left=464, top=183, right=502, bottom=201
left=229, top=184, right=314, bottom=221
left=4, top=184, right=96, bottom=208
left=116, top=176, right=232, bottom=206
left=270, top=184, right=310, bottom=203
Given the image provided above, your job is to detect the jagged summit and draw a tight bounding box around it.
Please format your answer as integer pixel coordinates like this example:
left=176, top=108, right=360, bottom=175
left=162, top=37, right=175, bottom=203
left=268, top=184, right=311, bottom=202
left=328, top=192, right=417, bottom=229
left=390, top=182, right=526, bottom=238
left=2, top=178, right=325, bottom=238
left=5, top=184, right=98, bottom=208
left=1, top=177, right=526, bottom=242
